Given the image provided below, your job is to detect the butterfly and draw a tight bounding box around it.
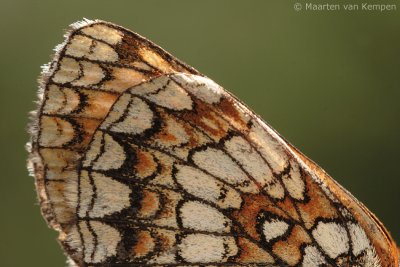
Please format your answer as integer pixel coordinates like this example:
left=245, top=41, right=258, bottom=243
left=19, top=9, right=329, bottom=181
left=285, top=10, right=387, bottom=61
left=27, top=19, right=398, bottom=267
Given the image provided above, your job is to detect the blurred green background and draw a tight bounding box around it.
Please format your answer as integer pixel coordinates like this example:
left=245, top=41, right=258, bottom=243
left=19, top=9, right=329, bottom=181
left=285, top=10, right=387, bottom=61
left=1, top=0, right=399, bottom=266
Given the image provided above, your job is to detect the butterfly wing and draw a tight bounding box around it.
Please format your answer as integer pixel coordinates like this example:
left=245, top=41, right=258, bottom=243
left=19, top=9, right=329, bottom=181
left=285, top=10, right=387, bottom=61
left=28, top=20, right=398, bottom=267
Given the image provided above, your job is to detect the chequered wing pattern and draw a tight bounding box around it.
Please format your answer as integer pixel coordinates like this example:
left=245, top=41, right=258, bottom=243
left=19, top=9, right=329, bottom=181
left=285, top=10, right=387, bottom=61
left=27, top=20, right=398, bottom=267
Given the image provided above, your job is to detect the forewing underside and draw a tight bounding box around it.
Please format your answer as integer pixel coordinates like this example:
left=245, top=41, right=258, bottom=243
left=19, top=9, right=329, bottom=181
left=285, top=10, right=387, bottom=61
left=71, top=73, right=395, bottom=267
left=27, top=19, right=198, bottom=263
